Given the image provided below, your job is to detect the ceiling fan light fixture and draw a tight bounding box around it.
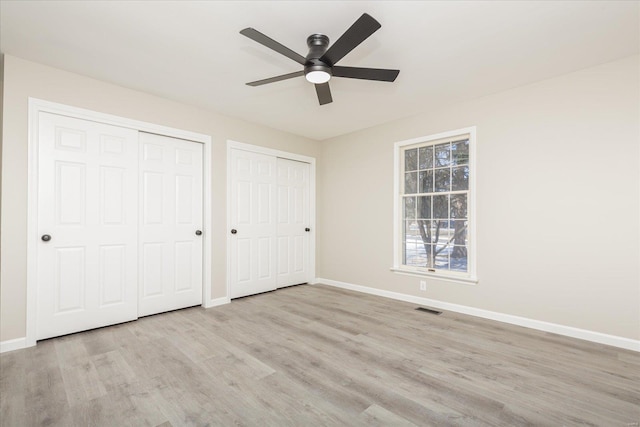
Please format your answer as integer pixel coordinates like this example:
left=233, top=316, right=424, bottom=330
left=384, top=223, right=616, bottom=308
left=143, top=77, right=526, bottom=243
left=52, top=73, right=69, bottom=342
left=241, top=13, right=399, bottom=105
left=305, top=70, right=331, bottom=84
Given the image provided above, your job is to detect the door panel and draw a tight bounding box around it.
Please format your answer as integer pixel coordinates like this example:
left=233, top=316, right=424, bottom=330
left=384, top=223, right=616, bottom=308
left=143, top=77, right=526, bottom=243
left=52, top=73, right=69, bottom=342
left=55, top=246, right=86, bottom=312
left=37, top=112, right=139, bottom=340
left=99, top=245, right=126, bottom=306
left=175, top=241, right=194, bottom=292
left=229, top=149, right=277, bottom=298
left=276, top=158, right=310, bottom=287
left=100, top=166, right=125, bottom=224
left=138, top=133, right=203, bottom=316
left=142, top=242, right=164, bottom=297
left=56, top=162, right=86, bottom=225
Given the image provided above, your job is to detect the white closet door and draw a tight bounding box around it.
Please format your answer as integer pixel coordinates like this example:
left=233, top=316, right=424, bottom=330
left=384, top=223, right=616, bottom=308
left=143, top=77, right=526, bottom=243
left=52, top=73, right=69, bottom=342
left=139, top=133, right=203, bottom=316
left=276, top=158, right=310, bottom=287
left=229, top=149, right=277, bottom=298
left=37, top=112, right=139, bottom=340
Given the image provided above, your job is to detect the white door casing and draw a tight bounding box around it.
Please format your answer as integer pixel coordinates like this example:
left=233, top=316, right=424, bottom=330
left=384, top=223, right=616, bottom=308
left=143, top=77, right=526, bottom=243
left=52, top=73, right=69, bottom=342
left=276, top=158, right=310, bottom=287
left=37, top=112, right=139, bottom=340
left=138, top=132, right=204, bottom=316
left=229, top=149, right=278, bottom=298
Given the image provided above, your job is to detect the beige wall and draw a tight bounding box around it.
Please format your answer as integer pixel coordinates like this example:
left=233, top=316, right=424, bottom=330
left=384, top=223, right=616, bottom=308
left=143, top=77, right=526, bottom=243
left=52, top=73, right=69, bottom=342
left=2, top=54, right=638, bottom=345
left=0, top=55, right=319, bottom=342
left=318, top=55, right=640, bottom=340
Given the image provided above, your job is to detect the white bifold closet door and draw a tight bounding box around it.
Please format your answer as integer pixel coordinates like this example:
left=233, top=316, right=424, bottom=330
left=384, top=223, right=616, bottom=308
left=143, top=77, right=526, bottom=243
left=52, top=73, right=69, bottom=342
left=37, top=112, right=139, bottom=340
left=276, top=158, right=310, bottom=287
left=37, top=113, right=204, bottom=340
left=229, top=149, right=310, bottom=299
left=138, top=132, right=203, bottom=316
left=229, top=149, right=278, bottom=298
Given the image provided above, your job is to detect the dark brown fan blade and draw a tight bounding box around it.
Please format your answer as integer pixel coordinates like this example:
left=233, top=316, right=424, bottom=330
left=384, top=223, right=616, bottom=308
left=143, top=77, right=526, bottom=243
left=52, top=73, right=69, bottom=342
left=246, top=70, right=305, bottom=86
left=332, top=66, right=399, bottom=82
left=240, top=28, right=306, bottom=65
left=320, top=13, right=381, bottom=66
left=315, top=83, right=333, bottom=105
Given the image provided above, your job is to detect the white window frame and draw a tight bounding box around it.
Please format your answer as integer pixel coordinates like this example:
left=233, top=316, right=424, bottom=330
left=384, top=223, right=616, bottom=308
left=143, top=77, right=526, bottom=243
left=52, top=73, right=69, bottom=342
left=392, top=126, right=478, bottom=284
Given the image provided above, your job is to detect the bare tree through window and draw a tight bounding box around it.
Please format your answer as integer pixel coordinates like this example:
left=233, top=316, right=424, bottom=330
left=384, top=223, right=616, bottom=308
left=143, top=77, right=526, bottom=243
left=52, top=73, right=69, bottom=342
left=402, top=138, right=469, bottom=272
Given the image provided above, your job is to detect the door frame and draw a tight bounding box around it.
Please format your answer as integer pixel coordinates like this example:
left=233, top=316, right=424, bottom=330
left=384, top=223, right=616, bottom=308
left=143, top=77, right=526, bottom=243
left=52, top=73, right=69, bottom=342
left=26, top=98, right=213, bottom=347
left=226, top=140, right=316, bottom=300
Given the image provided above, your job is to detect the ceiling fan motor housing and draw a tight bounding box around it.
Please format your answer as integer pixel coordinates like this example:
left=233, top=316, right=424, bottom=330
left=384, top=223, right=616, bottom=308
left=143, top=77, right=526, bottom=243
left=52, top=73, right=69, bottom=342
left=305, top=34, right=332, bottom=77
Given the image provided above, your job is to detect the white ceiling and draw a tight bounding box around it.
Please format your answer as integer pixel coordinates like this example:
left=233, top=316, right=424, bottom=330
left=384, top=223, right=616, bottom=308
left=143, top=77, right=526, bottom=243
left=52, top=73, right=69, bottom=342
left=1, top=1, right=638, bottom=140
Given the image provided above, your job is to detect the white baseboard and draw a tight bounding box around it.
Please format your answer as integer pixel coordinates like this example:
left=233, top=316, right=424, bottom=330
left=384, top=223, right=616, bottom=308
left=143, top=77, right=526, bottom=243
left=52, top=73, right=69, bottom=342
left=204, top=296, right=231, bottom=308
left=6, top=283, right=636, bottom=353
left=0, top=337, right=29, bottom=354
left=316, top=277, right=640, bottom=352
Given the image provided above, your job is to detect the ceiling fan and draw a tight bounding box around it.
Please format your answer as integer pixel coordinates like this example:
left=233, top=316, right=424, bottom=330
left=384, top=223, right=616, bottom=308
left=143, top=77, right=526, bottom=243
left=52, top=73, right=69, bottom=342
left=240, top=13, right=400, bottom=105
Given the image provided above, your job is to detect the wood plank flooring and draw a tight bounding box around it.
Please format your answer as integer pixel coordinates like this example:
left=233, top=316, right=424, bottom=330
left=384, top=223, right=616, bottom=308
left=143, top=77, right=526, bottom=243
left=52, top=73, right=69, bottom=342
left=1, top=284, right=639, bottom=426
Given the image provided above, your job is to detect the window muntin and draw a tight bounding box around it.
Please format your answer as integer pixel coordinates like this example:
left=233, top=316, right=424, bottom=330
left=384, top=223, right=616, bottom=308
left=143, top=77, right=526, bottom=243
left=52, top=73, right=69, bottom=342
left=396, top=130, right=475, bottom=280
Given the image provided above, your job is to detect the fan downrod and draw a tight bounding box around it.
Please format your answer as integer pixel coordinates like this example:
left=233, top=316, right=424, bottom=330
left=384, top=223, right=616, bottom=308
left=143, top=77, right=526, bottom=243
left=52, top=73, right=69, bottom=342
left=306, top=34, right=330, bottom=58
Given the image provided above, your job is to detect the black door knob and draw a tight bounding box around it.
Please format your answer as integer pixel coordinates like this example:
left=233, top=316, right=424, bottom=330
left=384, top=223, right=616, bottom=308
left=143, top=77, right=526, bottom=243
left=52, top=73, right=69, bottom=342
left=231, top=229, right=237, bottom=234
left=305, top=228, right=311, bottom=232
left=195, top=230, right=202, bottom=236
left=41, top=234, right=51, bottom=242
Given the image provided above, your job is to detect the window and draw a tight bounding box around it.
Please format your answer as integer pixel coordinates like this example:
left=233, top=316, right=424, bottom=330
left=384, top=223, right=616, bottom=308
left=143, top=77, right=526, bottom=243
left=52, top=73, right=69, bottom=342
left=393, top=127, right=477, bottom=283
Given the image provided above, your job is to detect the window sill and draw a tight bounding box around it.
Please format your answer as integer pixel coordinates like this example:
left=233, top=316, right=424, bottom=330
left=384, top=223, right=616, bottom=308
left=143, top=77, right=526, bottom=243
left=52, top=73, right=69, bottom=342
left=390, top=267, right=478, bottom=285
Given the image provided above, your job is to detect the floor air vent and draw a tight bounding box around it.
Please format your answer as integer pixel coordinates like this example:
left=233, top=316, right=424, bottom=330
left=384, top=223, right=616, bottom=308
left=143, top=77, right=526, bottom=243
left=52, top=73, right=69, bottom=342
left=415, top=307, right=443, bottom=315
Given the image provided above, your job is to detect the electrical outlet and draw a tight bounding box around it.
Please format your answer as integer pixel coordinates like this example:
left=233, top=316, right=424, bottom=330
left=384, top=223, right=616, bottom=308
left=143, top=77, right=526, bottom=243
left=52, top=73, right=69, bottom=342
left=420, top=280, right=427, bottom=291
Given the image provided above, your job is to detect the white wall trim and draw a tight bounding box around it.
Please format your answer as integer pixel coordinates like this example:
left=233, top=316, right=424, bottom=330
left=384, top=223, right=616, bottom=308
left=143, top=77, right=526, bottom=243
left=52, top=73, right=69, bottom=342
left=0, top=338, right=28, bottom=354
left=316, top=277, right=640, bottom=352
left=204, top=297, right=231, bottom=308
left=26, top=98, right=213, bottom=347
left=226, top=140, right=317, bottom=301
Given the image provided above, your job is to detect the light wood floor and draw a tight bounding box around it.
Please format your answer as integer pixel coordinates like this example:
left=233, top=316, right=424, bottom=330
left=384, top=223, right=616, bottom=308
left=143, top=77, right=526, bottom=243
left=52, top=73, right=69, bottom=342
left=1, top=284, right=639, bottom=426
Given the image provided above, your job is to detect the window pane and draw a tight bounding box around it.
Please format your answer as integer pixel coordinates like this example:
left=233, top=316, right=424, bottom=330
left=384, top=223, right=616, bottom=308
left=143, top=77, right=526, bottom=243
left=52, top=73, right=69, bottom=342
left=450, top=232, right=468, bottom=272
left=416, top=219, right=433, bottom=245
left=404, top=172, right=417, bottom=194
left=434, top=247, right=450, bottom=270
left=452, top=166, right=469, bottom=191
left=405, top=148, right=418, bottom=171
left=432, top=220, right=451, bottom=246
left=417, top=196, right=431, bottom=219
left=419, top=146, right=433, bottom=169
left=415, top=241, right=427, bottom=266
left=423, top=243, right=434, bottom=268
left=403, top=197, right=416, bottom=219
left=452, top=139, right=469, bottom=165
left=404, top=241, right=419, bottom=266
left=415, top=220, right=433, bottom=267
left=451, top=220, right=468, bottom=246
left=419, top=170, right=433, bottom=193
left=450, top=247, right=468, bottom=272
left=435, top=143, right=451, bottom=167
left=451, top=194, right=467, bottom=219
left=404, top=220, right=419, bottom=266
left=433, top=195, right=449, bottom=219
left=434, top=168, right=450, bottom=192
